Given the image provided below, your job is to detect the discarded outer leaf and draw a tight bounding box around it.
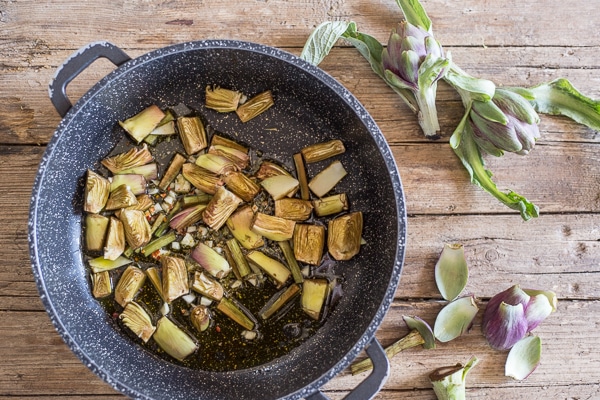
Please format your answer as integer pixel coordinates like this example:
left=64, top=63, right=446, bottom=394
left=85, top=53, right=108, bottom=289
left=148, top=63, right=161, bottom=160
left=403, top=315, right=436, bottom=349
left=505, top=335, right=542, bottom=381
left=433, top=295, right=479, bottom=343
left=435, top=243, right=469, bottom=301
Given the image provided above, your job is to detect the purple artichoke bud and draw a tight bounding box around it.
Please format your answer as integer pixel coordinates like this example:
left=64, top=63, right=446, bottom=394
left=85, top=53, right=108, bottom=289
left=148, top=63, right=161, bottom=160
left=482, top=285, right=556, bottom=350
left=470, top=89, right=541, bottom=156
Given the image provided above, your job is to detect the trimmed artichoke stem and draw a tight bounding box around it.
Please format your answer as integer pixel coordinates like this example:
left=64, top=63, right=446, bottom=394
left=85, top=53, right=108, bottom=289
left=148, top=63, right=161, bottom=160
left=415, top=87, right=442, bottom=139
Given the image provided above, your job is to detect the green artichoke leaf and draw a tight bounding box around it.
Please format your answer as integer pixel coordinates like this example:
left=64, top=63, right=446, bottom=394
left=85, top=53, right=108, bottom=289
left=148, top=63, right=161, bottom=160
left=471, top=99, right=509, bottom=125
left=417, top=54, right=450, bottom=89
left=341, top=22, right=386, bottom=78
left=300, top=21, right=351, bottom=66
left=529, top=78, right=600, bottom=131
left=395, top=0, right=432, bottom=32
left=452, top=116, right=539, bottom=221
left=444, top=64, right=496, bottom=103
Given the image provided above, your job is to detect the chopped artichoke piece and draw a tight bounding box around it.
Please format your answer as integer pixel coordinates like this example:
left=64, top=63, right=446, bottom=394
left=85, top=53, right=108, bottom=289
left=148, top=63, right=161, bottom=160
left=202, top=186, right=243, bottom=230
left=119, top=209, right=152, bottom=249
left=110, top=174, right=147, bottom=196
left=191, top=271, right=224, bottom=301
left=114, top=265, right=146, bottom=307
left=161, top=255, right=189, bottom=303
left=119, top=105, right=166, bottom=143
left=142, top=231, right=177, bottom=257
left=328, top=211, right=363, bottom=261
left=236, top=90, right=274, bottom=122
left=293, top=224, right=326, bottom=265
left=118, top=163, right=158, bottom=181
left=246, top=251, right=291, bottom=288
left=312, top=193, right=349, bottom=217
left=181, top=163, right=223, bottom=195
left=222, top=171, right=261, bottom=202
left=150, top=119, right=176, bottom=136
left=104, top=216, right=125, bottom=261
left=208, top=145, right=250, bottom=171
left=301, top=139, right=346, bottom=163
left=260, top=175, right=300, bottom=200
left=85, top=213, right=109, bottom=252
left=173, top=173, right=191, bottom=194
left=125, top=194, right=154, bottom=212
left=169, top=203, right=207, bottom=231
left=105, top=184, right=139, bottom=211
left=301, top=278, right=330, bottom=320
left=211, top=134, right=249, bottom=153
left=226, top=238, right=252, bottom=278
left=84, top=169, right=110, bottom=213
left=190, top=305, right=211, bottom=333
left=195, top=153, right=237, bottom=176
left=259, top=284, right=301, bottom=320
left=216, top=297, right=256, bottom=330
left=278, top=240, right=304, bottom=284
left=101, top=144, right=154, bottom=174
left=226, top=206, right=265, bottom=249
left=145, top=266, right=164, bottom=301
left=159, top=153, right=187, bottom=191
left=255, top=160, right=292, bottom=180
left=308, top=160, right=347, bottom=198
left=252, top=212, right=296, bottom=242
left=274, top=198, right=313, bottom=221
left=177, top=116, right=208, bottom=155
left=293, top=153, right=310, bottom=200
left=153, top=316, right=198, bottom=361
left=190, top=242, right=232, bottom=279
left=120, top=301, right=156, bottom=343
left=89, top=255, right=132, bottom=273
left=180, top=193, right=212, bottom=208
left=205, top=85, right=243, bottom=113
left=91, top=271, right=112, bottom=299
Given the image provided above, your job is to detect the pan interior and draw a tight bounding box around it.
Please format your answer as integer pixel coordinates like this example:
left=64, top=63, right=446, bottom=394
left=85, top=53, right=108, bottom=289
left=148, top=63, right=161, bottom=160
left=30, top=41, right=405, bottom=400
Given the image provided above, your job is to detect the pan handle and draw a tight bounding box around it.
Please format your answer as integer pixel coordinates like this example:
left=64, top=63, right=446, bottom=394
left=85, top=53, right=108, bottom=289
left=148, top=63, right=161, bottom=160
left=49, top=41, right=131, bottom=117
left=305, top=337, right=390, bottom=400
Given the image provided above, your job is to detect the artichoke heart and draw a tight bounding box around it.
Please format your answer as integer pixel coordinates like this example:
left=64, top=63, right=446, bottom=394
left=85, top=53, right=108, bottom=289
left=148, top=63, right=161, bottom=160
left=293, top=224, right=325, bottom=265
left=159, top=153, right=187, bottom=191
left=260, top=175, right=299, bottom=200
left=119, top=105, right=166, bottom=143
left=105, top=184, right=138, bottom=211
left=312, top=193, right=349, bottom=217
left=190, top=305, right=211, bottom=333
left=91, top=271, right=112, bottom=299
left=177, top=116, right=208, bottom=155
left=191, top=271, right=224, bottom=301
left=120, top=301, right=156, bottom=343
left=153, top=316, right=198, bottom=361
left=226, top=206, right=265, bottom=250
left=208, top=145, right=250, bottom=171
left=85, top=213, right=109, bottom=252
left=202, top=186, right=243, bottom=230
left=205, top=85, right=244, bottom=113
left=301, top=139, right=346, bottom=163
left=103, top=216, right=125, bottom=261
left=252, top=213, right=295, bottom=242
left=236, top=90, right=274, bottom=122
left=119, top=209, right=152, bottom=249
left=301, top=278, right=330, bottom=320
left=255, top=160, right=292, bottom=180
left=161, top=256, right=189, bottom=303
left=327, top=211, right=363, bottom=261
left=246, top=251, right=291, bottom=288
left=181, top=163, right=223, bottom=195
left=195, top=153, right=237, bottom=176
left=274, top=198, right=313, bottom=221
left=222, top=171, right=261, bottom=202
left=190, top=242, right=232, bottom=279
left=216, top=297, right=256, bottom=331
left=84, top=169, right=110, bottom=213
left=101, top=144, right=153, bottom=174
left=114, top=265, right=146, bottom=307
left=308, top=160, right=347, bottom=198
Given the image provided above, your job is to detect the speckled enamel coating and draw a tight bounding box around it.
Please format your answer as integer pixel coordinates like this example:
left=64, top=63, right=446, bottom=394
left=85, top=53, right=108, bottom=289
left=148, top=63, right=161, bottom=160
left=29, top=40, right=407, bottom=400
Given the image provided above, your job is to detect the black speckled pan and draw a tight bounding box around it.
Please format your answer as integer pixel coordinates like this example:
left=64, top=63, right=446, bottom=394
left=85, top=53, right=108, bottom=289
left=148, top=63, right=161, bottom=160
left=29, top=41, right=407, bottom=400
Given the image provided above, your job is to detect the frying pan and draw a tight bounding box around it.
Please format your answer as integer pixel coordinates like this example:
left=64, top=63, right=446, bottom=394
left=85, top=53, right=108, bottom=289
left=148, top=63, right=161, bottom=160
left=29, top=40, right=407, bottom=399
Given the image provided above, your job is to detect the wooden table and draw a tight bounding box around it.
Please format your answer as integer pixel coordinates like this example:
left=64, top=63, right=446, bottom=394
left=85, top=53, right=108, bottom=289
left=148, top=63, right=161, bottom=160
left=2, top=0, right=599, bottom=398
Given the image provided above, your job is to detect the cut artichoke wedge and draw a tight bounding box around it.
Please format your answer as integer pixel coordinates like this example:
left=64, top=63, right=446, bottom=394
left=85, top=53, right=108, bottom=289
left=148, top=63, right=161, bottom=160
left=222, top=171, right=260, bottom=202
left=89, top=255, right=132, bottom=273
left=226, top=206, right=265, bottom=249
left=301, top=139, right=345, bottom=163
left=301, top=278, right=330, bottom=320
left=120, top=301, right=156, bottom=343
left=85, top=213, right=109, bottom=252
left=106, top=184, right=138, bottom=211
left=205, top=85, right=243, bottom=113
left=190, top=242, right=231, bottom=279
left=195, top=153, right=237, bottom=176
left=252, top=213, right=296, bottom=242
left=119, top=105, right=165, bottom=143
left=103, top=216, right=125, bottom=261
left=260, top=175, right=300, bottom=200
left=308, top=160, right=347, bottom=198
left=312, top=193, right=349, bottom=217
left=161, top=256, right=189, bottom=303
left=327, top=212, right=363, bottom=261
left=159, top=153, right=187, bottom=191
left=190, top=305, right=211, bottom=333
left=177, top=116, right=208, bottom=155
left=114, top=265, right=146, bottom=307
left=181, top=163, right=223, bottom=195
left=255, top=160, right=292, bottom=180
left=191, top=271, right=224, bottom=301
left=119, top=209, right=152, bottom=249
left=202, top=186, right=243, bottom=230
left=110, top=174, right=147, bottom=196
left=246, top=251, right=291, bottom=288
left=102, top=144, right=153, bottom=174
left=274, top=198, right=313, bottom=221
left=84, top=170, right=110, bottom=213
left=208, top=145, right=250, bottom=171
left=153, top=316, right=198, bottom=361
left=236, top=90, right=274, bottom=122
left=91, top=271, right=112, bottom=299
left=293, top=224, right=325, bottom=265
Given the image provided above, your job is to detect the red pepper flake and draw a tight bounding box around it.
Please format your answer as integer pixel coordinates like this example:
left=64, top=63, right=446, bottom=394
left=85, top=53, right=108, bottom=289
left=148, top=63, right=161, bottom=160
left=151, top=249, right=162, bottom=260
left=215, top=325, right=221, bottom=333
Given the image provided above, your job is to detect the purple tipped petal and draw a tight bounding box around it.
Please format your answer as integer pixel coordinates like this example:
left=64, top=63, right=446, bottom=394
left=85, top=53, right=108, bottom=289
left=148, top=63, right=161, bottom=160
left=483, top=302, right=528, bottom=350
left=524, top=293, right=554, bottom=331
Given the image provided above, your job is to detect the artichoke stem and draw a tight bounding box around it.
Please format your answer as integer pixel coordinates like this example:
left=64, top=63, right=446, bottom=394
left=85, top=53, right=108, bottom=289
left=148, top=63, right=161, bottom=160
left=415, top=87, right=441, bottom=139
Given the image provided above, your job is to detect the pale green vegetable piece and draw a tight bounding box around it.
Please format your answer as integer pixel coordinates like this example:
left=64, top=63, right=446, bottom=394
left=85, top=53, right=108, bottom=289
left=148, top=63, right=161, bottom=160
left=429, top=356, right=479, bottom=400
left=505, top=335, right=542, bottom=380
left=434, top=243, right=468, bottom=301
left=153, top=316, right=198, bottom=361
left=433, top=295, right=479, bottom=342
left=403, top=315, right=435, bottom=349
